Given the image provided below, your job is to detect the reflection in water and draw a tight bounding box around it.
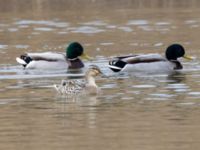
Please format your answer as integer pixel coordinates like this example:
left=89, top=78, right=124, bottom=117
left=167, top=71, right=186, bottom=83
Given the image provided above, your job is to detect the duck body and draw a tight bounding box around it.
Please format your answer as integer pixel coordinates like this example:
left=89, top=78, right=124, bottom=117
left=108, top=44, right=191, bottom=73
left=54, top=65, right=102, bottom=95
left=54, top=80, right=86, bottom=94
left=109, top=53, right=182, bottom=73
left=16, top=42, right=87, bottom=70
left=16, top=52, right=67, bottom=69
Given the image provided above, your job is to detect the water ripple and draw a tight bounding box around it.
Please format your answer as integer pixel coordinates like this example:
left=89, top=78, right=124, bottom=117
left=132, top=84, right=156, bottom=88
left=166, top=83, right=190, bottom=89
left=15, top=20, right=69, bottom=28
left=147, top=93, right=176, bottom=101
left=8, top=28, right=18, bottom=32
left=70, top=26, right=105, bottom=34
left=155, top=22, right=171, bottom=26
left=81, top=20, right=107, bottom=26
left=34, top=27, right=54, bottom=31
left=0, top=44, right=8, bottom=49
left=188, top=92, right=200, bottom=96
left=100, top=42, right=114, bottom=46
left=117, top=26, right=133, bottom=32
left=127, top=19, right=149, bottom=26
left=15, top=45, right=29, bottom=49
left=184, top=20, right=198, bottom=24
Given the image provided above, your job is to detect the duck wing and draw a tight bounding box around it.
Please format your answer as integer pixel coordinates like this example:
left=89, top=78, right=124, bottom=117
left=109, top=54, right=166, bottom=72
left=124, top=54, right=166, bottom=64
left=16, top=52, right=66, bottom=67
left=54, top=79, right=86, bottom=94
left=26, top=52, right=66, bottom=61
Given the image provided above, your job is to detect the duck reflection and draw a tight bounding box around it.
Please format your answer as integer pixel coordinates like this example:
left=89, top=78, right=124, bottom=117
left=167, top=71, right=186, bottom=84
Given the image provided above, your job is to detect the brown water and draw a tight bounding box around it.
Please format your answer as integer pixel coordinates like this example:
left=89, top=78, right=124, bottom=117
left=0, top=0, right=200, bottom=150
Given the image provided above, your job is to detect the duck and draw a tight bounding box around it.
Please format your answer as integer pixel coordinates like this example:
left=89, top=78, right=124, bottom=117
left=108, top=44, right=193, bottom=73
left=16, top=42, right=91, bottom=70
left=54, top=65, right=102, bottom=95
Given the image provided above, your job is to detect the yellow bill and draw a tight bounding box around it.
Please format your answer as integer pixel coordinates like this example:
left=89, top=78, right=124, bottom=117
left=183, top=55, right=194, bottom=60
left=80, top=53, right=93, bottom=60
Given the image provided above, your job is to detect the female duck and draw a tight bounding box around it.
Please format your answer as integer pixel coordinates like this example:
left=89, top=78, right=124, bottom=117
left=16, top=42, right=91, bottom=70
left=54, top=65, right=102, bottom=95
left=108, top=44, right=193, bottom=73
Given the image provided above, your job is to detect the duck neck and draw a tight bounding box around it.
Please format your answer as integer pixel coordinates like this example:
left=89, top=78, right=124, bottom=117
left=67, top=58, right=84, bottom=69
left=86, top=76, right=97, bottom=87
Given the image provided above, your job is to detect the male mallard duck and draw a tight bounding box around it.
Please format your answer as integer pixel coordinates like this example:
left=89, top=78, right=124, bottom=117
left=16, top=42, right=91, bottom=70
left=54, top=65, right=102, bottom=95
left=108, top=44, right=193, bottom=73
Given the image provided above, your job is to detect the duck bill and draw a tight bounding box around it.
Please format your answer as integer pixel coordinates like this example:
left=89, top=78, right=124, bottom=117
left=183, top=55, right=193, bottom=60
left=80, top=53, right=93, bottom=60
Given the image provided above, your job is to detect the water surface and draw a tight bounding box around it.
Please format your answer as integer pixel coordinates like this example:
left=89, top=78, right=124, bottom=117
left=0, top=1, right=200, bottom=150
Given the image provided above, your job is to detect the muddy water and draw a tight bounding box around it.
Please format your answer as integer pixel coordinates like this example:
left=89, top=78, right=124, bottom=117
left=0, top=0, right=200, bottom=150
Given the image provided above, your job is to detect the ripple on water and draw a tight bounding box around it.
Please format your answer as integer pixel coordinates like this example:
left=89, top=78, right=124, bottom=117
left=18, top=25, right=29, bottom=28
left=15, top=20, right=69, bottom=28
left=57, top=31, right=68, bottom=35
left=190, top=24, right=199, bottom=28
left=8, top=28, right=18, bottom=32
left=147, top=93, right=176, bottom=101
left=121, top=96, right=134, bottom=100
left=117, top=26, right=133, bottom=32
left=15, top=45, right=29, bottom=49
left=31, top=32, right=40, bottom=35
left=188, top=92, right=200, bottom=96
left=0, top=23, right=7, bottom=27
left=0, top=44, right=8, bottom=49
left=0, top=65, right=85, bottom=80
left=70, top=26, right=105, bottom=34
left=132, top=84, right=156, bottom=88
left=34, top=27, right=54, bottom=31
left=138, top=25, right=153, bottom=31
left=166, top=83, right=190, bottom=92
left=127, top=19, right=149, bottom=26
left=176, top=102, right=197, bottom=107
left=81, top=20, right=107, bottom=26
left=184, top=20, right=200, bottom=28
left=155, top=26, right=170, bottom=32
left=154, top=42, right=164, bottom=47
left=184, top=20, right=198, bottom=24
left=106, top=25, right=117, bottom=29
left=100, top=42, right=114, bottom=46
left=155, top=22, right=171, bottom=26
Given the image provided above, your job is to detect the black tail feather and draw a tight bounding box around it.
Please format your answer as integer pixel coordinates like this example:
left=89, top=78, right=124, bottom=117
left=108, top=59, right=127, bottom=72
left=20, top=55, right=33, bottom=64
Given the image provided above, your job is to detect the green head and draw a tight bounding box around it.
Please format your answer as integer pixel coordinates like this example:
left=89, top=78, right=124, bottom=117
left=66, top=42, right=84, bottom=59
left=165, top=44, right=185, bottom=60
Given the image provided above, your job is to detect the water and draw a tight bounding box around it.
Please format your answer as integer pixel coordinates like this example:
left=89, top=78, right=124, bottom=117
left=0, top=0, right=200, bottom=150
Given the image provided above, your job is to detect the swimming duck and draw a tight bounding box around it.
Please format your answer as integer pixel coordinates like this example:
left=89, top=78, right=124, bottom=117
left=108, top=44, right=193, bottom=73
left=54, top=65, right=102, bottom=95
left=16, top=42, right=91, bottom=70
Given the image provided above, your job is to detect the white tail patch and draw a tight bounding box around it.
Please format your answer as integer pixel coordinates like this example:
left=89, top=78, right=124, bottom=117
left=16, top=57, right=27, bottom=65
left=108, top=65, right=122, bottom=70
